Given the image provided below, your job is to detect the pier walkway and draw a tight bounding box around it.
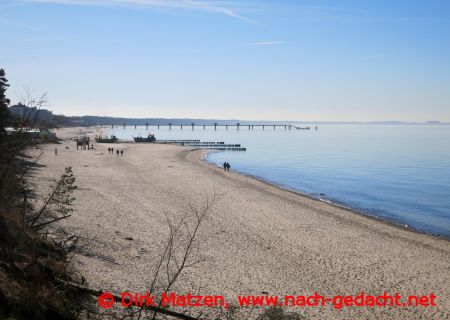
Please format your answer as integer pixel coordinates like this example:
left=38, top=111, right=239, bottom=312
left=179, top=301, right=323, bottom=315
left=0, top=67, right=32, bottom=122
left=95, top=123, right=310, bottom=130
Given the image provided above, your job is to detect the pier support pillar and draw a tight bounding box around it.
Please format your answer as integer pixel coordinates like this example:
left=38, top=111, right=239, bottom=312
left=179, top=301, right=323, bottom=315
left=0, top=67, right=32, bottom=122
left=181, top=125, right=183, bottom=130
left=274, top=125, right=276, bottom=130
left=169, top=123, right=172, bottom=130
left=263, top=125, right=265, bottom=130
left=135, top=124, right=137, bottom=129
left=123, top=123, right=126, bottom=129
left=191, top=123, right=195, bottom=130
left=146, top=123, right=149, bottom=130
left=203, top=125, right=205, bottom=130
left=226, top=125, right=228, bottom=130
left=214, top=123, right=217, bottom=130
left=112, top=124, right=114, bottom=128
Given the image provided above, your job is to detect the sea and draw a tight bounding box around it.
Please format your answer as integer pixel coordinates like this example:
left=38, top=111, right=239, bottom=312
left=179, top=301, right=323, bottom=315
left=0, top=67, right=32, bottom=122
left=109, top=124, right=450, bottom=238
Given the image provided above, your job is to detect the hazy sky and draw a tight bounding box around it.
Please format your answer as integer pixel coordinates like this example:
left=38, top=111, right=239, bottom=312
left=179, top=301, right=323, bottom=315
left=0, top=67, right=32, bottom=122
left=1, top=0, right=450, bottom=121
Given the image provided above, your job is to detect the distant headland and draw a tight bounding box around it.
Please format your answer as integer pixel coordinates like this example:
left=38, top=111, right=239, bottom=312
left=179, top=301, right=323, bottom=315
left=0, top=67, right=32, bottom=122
left=8, top=104, right=449, bottom=127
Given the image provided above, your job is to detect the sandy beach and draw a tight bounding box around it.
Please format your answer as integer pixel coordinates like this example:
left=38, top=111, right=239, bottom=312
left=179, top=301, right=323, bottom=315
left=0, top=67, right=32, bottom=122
left=28, top=127, right=450, bottom=319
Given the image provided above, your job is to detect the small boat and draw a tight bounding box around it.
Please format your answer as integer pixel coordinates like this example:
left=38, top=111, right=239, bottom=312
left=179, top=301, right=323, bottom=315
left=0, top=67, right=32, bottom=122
left=134, top=134, right=156, bottom=143
left=95, top=135, right=118, bottom=143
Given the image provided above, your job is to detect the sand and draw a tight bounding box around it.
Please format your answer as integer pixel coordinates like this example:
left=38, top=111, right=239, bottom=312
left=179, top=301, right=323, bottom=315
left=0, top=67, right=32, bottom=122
left=27, top=127, right=450, bottom=319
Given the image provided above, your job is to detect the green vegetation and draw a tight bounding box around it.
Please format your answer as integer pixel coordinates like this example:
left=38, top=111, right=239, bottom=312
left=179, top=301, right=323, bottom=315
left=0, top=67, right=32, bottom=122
left=0, top=69, right=10, bottom=133
left=0, top=68, right=87, bottom=319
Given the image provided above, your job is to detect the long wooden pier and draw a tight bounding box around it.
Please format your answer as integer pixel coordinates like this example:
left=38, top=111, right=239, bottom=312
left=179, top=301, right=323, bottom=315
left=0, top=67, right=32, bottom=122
left=95, top=123, right=310, bottom=130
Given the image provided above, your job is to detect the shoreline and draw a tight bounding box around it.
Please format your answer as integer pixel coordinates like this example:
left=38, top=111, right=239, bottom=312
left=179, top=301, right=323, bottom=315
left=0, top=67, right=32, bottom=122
left=182, top=147, right=450, bottom=253
left=199, top=150, right=450, bottom=244
left=202, top=151, right=450, bottom=241
left=29, top=127, right=450, bottom=319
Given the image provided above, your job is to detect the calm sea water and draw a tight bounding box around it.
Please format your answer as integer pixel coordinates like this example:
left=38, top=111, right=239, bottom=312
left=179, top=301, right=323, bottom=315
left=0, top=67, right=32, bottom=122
left=109, top=125, right=450, bottom=237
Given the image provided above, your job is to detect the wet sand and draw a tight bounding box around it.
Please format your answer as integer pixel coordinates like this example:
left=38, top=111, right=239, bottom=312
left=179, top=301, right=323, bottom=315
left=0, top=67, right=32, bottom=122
left=28, top=127, right=450, bottom=319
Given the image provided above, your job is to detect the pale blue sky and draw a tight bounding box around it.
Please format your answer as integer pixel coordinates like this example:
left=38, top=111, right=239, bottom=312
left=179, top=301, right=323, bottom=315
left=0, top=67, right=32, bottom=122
left=1, top=0, right=450, bottom=121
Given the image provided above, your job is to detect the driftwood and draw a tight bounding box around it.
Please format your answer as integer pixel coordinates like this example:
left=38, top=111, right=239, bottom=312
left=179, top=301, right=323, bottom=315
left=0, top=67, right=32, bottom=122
left=31, top=214, right=72, bottom=230
left=59, top=280, right=201, bottom=320
left=59, top=234, right=78, bottom=253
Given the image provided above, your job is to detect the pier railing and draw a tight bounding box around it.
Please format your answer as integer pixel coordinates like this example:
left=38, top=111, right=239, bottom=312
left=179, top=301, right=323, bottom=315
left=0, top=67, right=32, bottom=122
left=93, top=123, right=310, bottom=130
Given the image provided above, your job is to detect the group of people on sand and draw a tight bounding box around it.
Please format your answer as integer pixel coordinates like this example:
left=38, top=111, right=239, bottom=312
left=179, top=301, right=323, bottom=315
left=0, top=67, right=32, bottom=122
left=223, top=161, right=231, bottom=172
left=108, top=147, right=124, bottom=156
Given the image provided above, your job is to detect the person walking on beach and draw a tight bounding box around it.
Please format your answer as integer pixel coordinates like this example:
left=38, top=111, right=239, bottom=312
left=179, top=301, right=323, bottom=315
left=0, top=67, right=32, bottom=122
left=223, top=162, right=227, bottom=171
left=111, top=147, right=114, bottom=154
left=120, top=150, right=123, bottom=156
left=116, top=150, right=119, bottom=156
left=108, top=147, right=110, bottom=154
left=226, top=162, right=231, bottom=172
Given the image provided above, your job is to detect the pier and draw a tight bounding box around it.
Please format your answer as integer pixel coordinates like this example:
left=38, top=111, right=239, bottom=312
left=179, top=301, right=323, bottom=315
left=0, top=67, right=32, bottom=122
left=96, top=123, right=310, bottom=130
